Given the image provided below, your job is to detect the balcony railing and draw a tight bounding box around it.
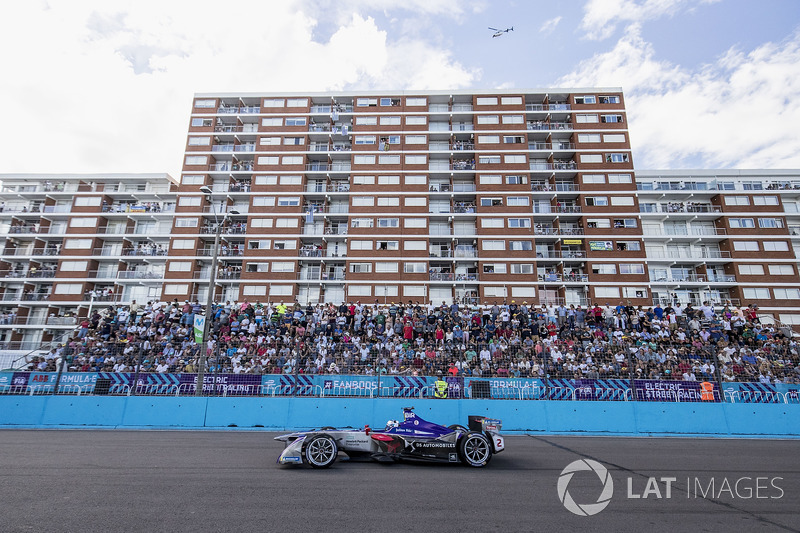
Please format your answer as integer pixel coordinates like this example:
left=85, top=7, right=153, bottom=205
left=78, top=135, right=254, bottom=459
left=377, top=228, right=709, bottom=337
left=217, top=106, right=260, bottom=114
left=647, top=250, right=731, bottom=259
left=526, top=104, right=571, bottom=112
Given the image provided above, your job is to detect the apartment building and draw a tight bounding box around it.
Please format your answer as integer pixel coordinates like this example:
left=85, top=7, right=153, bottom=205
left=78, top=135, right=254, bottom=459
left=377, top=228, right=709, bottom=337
left=3, top=89, right=800, bottom=349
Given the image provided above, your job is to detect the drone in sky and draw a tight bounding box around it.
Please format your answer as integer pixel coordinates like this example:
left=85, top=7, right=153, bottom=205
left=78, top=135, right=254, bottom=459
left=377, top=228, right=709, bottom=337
left=489, top=26, right=513, bottom=38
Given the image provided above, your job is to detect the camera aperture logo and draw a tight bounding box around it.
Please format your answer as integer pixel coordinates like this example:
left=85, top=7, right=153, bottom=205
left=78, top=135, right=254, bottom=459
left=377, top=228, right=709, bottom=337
left=557, top=459, right=614, bottom=516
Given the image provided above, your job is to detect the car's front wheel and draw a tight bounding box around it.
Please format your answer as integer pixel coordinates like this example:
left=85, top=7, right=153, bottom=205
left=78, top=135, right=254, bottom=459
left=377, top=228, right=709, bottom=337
left=303, top=434, right=338, bottom=468
left=458, top=432, right=492, bottom=467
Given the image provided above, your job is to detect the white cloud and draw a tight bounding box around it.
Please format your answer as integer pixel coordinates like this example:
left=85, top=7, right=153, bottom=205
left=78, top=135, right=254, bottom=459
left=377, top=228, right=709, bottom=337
left=579, top=0, right=719, bottom=40
left=0, top=1, right=479, bottom=178
left=558, top=27, right=800, bottom=169
left=539, top=16, right=563, bottom=35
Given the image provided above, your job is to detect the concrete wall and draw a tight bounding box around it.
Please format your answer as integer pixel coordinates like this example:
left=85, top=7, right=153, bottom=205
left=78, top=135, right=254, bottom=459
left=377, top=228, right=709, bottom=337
left=1, top=397, right=798, bottom=437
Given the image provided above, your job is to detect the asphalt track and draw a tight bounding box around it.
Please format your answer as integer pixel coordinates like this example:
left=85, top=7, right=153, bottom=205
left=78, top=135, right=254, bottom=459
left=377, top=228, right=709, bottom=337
left=0, top=431, right=798, bottom=533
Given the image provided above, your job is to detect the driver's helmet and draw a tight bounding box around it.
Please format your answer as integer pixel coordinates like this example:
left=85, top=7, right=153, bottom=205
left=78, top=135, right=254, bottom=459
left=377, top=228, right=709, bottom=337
left=386, top=420, right=399, bottom=429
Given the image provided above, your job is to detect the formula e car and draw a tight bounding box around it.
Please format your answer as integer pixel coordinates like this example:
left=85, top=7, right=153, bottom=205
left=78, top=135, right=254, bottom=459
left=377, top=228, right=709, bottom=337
left=275, top=408, right=504, bottom=468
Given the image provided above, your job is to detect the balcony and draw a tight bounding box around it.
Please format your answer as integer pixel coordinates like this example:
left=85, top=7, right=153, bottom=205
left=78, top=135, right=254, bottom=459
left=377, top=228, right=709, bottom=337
left=536, top=250, right=586, bottom=259
left=552, top=205, right=581, bottom=214
left=214, top=124, right=259, bottom=133
left=217, top=106, right=260, bottom=114
left=640, top=203, right=721, bottom=214
left=208, top=162, right=253, bottom=172
left=526, top=104, right=571, bottom=112
left=647, top=250, right=731, bottom=260
left=197, top=248, right=244, bottom=257
left=642, top=227, right=727, bottom=237
left=6, top=225, right=41, bottom=234
left=300, top=247, right=323, bottom=257
left=117, top=270, right=164, bottom=280
left=452, top=161, right=475, bottom=171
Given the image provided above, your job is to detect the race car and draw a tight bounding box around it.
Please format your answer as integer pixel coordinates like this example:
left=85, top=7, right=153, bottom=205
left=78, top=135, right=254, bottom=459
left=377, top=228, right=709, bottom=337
left=275, top=407, right=504, bottom=468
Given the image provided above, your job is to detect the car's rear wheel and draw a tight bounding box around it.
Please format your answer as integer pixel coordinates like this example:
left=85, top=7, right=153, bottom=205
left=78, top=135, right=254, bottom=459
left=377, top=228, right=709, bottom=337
left=303, top=434, right=338, bottom=468
left=458, top=432, right=492, bottom=467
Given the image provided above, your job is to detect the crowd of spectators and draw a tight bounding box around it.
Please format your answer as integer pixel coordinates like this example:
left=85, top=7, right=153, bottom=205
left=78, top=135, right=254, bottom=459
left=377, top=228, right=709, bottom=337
left=23, top=298, right=800, bottom=386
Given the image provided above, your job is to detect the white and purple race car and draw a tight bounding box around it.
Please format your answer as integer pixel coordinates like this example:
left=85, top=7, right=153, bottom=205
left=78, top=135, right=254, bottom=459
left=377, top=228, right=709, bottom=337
left=275, top=407, right=504, bottom=468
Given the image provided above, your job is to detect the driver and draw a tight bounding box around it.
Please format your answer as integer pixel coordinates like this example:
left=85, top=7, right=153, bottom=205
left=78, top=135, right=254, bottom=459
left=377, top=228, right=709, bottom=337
left=386, top=420, right=399, bottom=430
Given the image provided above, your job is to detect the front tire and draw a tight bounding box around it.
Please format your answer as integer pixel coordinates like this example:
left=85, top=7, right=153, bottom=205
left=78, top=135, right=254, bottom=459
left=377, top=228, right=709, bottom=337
left=303, top=434, right=338, bottom=468
left=458, top=432, right=492, bottom=467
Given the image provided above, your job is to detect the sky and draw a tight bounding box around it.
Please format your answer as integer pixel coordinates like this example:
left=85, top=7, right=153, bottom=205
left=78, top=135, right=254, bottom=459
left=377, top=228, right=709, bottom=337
left=1, top=0, right=800, bottom=179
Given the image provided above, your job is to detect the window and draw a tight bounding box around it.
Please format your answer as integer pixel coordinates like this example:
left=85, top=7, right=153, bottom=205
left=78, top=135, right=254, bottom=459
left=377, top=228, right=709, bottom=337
left=353, top=175, right=375, bottom=185
left=352, top=196, right=375, bottom=207
left=375, top=262, right=399, bottom=273
left=587, top=218, right=611, bottom=228
left=742, top=288, right=770, bottom=299
left=354, top=155, right=376, bottom=165
left=482, top=240, right=505, bottom=251
left=779, top=314, right=800, bottom=325
left=405, top=135, right=426, bottom=145
left=281, top=156, right=303, bottom=165
left=257, top=156, right=279, bottom=165
left=356, top=98, right=377, bottom=107
left=188, top=136, right=211, bottom=146
left=160, top=284, right=188, bottom=295
left=191, top=118, right=213, bottom=127
left=506, top=175, right=527, bottom=185
left=270, top=262, right=294, bottom=272
left=351, top=218, right=373, bottom=228
left=622, top=287, right=648, bottom=299
left=355, top=116, right=378, bottom=125
left=613, top=218, right=637, bottom=228
left=283, top=137, right=305, bottom=145
left=181, top=175, right=204, bottom=185
left=481, top=218, right=504, bottom=228
left=769, top=264, right=793, bottom=275
left=270, top=285, right=293, bottom=297
left=350, top=263, right=372, bottom=273
left=404, top=197, right=426, bottom=207
left=476, top=115, right=499, bottom=125
left=603, top=134, right=626, bottom=143
left=171, top=239, right=195, bottom=250
left=406, top=97, right=426, bottom=106
left=273, top=240, right=296, bottom=250
left=501, top=96, right=522, bottom=105
left=754, top=196, right=779, bottom=206
left=739, top=264, right=765, bottom=275
left=619, top=263, right=645, bottom=274
left=404, top=240, right=426, bottom=250
left=578, top=134, right=601, bottom=143
left=576, top=114, right=599, bottom=123
left=478, top=135, right=500, bottom=144
left=582, top=174, right=605, bottom=184
left=509, top=240, right=532, bottom=251
left=175, top=218, right=198, bottom=228
left=404, top=262, right=426, bottom=273
left=599, top=95, right=620, bottom=104
left=263, top=98, right=284, bottom=107
left=610, top=196, right=635, bottom=206
left=575, top=95, right=596, bottom=104
left=285, top=117, right=306, bottom=126
left=480, top=197, right=503, bottom=207
left=348, top=285, right=372, bottom=297
left=592, top=264, right=616, bottom=275
left=248, top=240, right=271, bottom=250
left=725, top=196, right=750, bottom=206
left=379, top=116, right=401, bottom=125
left=580, top=154, right=603, bottom=164
left=261, top=117, right=282, bottom=127
left=504, top=155, right=526, bottom=164
left=479, top=175, right=502, bottom=185
left=185, top=155, right=207, bottom=165
left=379, top=155, right=400, bottom=164
left=376, top=240, right=399, bottom=250
left=507, top=196, right=529, bottom=207
left=405, top=175, right=426, bottom=185
left=350, top=240, right=373, bottom=251
left=377, top=218, right=399, bottom=228
left=595, top=287, right=620, bottom=298
left=601, top=114, right=623, bottom=123
left=479, top=155, right=501, bottom=164
left=503, top=136, right=525, bottom=144
left=774, top=288, right=800, bottom=299
left=404, top=218, right=426, bottom=228
left=764, top=241, right=789, bottom=251
left=484, top=286, right=508, bottom=298
left=729, top=218, right=755, bottom=228
left=277, top=197, right=300, bottom=206
left=606, top=153, right=629, bottom=163
left=195, top=99, right=216, bottom=108
left=758, top=218, right=784, bottom=228
left=354, top=135, right=376, bottom=145
left=275, top=218, right=298, bottom=228
left=178, top=197, right=201, bottom=206
left=377, top=197, right=400, bottom=207
left=168, top=261, right=192, bottom=272
left=511, top=287, right=535, bottom=298
left=405, top=116, right=426, bottom=125
left=508, top=218, right=531, bottom=228
left=250, top=218, right=273, bottom=228
left=252, top=197, right=276, bottom=207
left=404, top=285, right=427, bottom=297
left=483, top=263, right=507, bottom=274
left=69, top=217, right=97, bottom=228
left=732, top=241, right=759, bottom=251
left=510, top=263, right=534, bottom=274
left=254, top=175, right=277, bottom=185
left=279, top=175, right=302, bottom=185
left=616, top=240, right=640, bottom=251
left=405, top=155, right=426, bottom=164
left=476, top=97, right=498, bottom=105
left=586, top=196, right=608, bottom=206
left=242, top=285, right=267, bottom=296
left=501, top=115, right=524, bottom=124
left=608, top=173, right=632, bottom=184
left=60, top=260, right=88, bottom=271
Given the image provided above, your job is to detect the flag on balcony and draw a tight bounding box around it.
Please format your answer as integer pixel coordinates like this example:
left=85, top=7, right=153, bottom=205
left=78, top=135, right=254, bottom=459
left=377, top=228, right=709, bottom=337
left=305, top=205, right=315, bottom=224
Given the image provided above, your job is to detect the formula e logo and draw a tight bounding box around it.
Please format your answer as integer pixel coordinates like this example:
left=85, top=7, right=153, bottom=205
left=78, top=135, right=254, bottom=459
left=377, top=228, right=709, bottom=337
left=557, top=459, right=614, bottom=516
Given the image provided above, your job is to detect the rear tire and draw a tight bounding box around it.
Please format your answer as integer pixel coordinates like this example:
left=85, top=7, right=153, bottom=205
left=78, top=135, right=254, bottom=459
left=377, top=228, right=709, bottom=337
left=458, top=432, right=492, bottom=467
left=303, top=434, right=338, bottom=468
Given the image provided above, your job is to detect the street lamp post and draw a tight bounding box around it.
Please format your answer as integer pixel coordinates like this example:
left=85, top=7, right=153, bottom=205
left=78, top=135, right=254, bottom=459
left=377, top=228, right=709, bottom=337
left=195, top=186, right=238, bottom=396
